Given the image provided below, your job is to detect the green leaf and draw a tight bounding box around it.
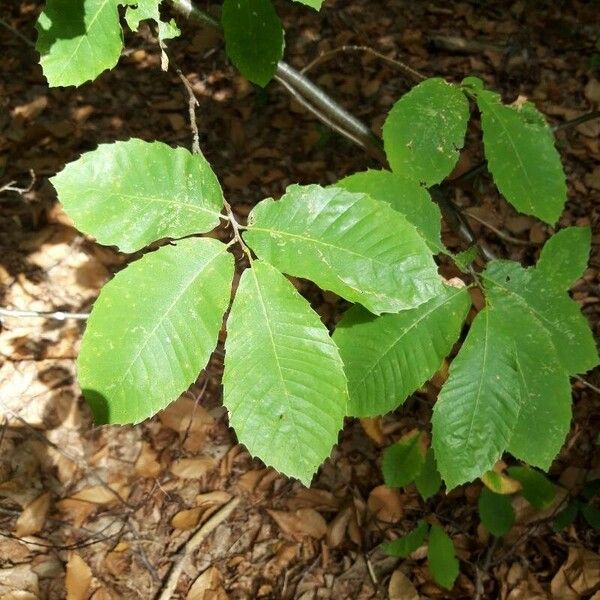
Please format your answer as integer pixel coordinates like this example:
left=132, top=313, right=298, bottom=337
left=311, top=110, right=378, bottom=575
left=581, top=504, right=600, bottom=530
left=535, top=226, right=592, bottom=294
left=507, top=466, right=555, bottom=509
left=222, top=261, right=348, bottom=485
left=552, top=501, right=580, bottom=531
left=244, top=184, right=443, bottom=315
left=37, top=0, right=123, bottom=87
left=432, top=307, right=520, bottom=489
left=382, top=430, right=427, bottom=488
left=125, top=0, right=180, bottom=54
left=581, top=479, right=600, bottom=501
left=221, top=0, right=284, bottom=86
left=415, top=448, right=443, bottom=500
left=478, top=487, right=514, bottom=537
left=469, top=85, right=566, bottom=225
left=381, top=521, right=429, bottom=557
left=333, top=284, right=470, bottom=416
left=52, top=139, right=224, bottom=253
left=291, top=0, right=323, bottom=8
left=433, top=229, right=598, bottom=487
left=428, top=525, right=459, bottom=590
left=382, top=78, right=470, bottom=186
left=336, top=169, right=444, bottom=254
left=453, top=246, right=478, bottom=272
left=79, top=238, right=234, bottom=424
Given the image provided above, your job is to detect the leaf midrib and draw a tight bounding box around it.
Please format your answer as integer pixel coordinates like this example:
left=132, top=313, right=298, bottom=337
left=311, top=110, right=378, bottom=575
left=112, top=247, right=225, bottom=386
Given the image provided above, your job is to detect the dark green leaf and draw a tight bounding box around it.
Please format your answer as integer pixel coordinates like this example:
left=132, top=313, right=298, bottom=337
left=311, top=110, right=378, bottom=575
left=221, top=0, right=284, bottom=86
left=428, top=525, right=459, bottom=590
left=478, top=487, right=515, bottom=537
left=581, top=504, right=600, bottom=530
left=552, top=501, right=580, bottom=531
left=506, top=466, right=555, bottom=509
left=382, top=430, right=427, bottom=488
left=381, top=521, right=429, bottom=557
left=383, top=78, right=469, bottom=186
left=415, top=449, right=443, bottom=500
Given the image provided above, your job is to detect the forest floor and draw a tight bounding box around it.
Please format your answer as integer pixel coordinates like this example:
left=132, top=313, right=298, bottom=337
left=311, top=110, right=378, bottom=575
left=0, top=0, right=599, bottom=598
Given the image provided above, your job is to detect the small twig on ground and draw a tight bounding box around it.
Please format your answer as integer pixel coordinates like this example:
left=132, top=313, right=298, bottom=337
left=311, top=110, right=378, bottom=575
left=464, top=210, right=537, bottom=246
left=474, top=536, right=499, bottom=600
left=0, top=17, right=35, bottom=48
left=0, top=170, right=36, bottom=197
left=0, top=307, right=89, bottom=321
left=0, top=405, right=132, bottom=508
left=574, top=374, right=600, bottom=395
left=302, top=44, right=426, bottom=82
left=154, top=496, right=240, bottom=600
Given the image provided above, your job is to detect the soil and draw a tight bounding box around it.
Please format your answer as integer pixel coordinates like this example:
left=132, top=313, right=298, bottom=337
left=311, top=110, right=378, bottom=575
left=0, top=1, right=599, bottom=598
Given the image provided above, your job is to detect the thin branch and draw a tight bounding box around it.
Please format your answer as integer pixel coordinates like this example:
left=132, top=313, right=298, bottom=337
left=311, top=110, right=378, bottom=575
left=154, top=496, right=240, bottom=600
left=0, top=171, right=36, bottom=197
left=0, top=17, right=35, bottom=48
left=464, top=209, right=537, bottom=246
left=574, top=374, right=600, bottom=395
left=301, top=44, right=426, bottom=82
left=0, top=307, right=89, bottom=321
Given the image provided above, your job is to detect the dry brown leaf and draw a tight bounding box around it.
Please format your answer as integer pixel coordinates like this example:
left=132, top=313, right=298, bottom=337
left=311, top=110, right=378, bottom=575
left=90, top=588, right=114, bottom=600
left=135, top=442, right=161, bottom=478
left=286, top=488, right=340, bottom=512
left=389, top=569, right=419, bottom=600
left=551, top=547, right=600, bottom=599
left=70, top=484, right=129, bottom=504
left=65, top=553, right=92, bottom=600
left=171, top=456, right=216, bottom=479
left=195, top=491, right=232, bottom=506
left=187, top=566, right=228, bottom=600
left=267, top=508, right=327, bottom=541
left=159, top=396, right=214, bottom=433
left=0, top=592, right=39, bottom=600
left=15, top=492, right=50, bottom=537
left=368, top=485, right=404, bottom=523
left=0, top=564, right=39, bottom=597
left=172, top=506, right=205, bottom=530
left=326, top=505, right=353, bottom=548
left=56, top=498, right=97, bottom=528
left=359, top=417, right=385, bottom=446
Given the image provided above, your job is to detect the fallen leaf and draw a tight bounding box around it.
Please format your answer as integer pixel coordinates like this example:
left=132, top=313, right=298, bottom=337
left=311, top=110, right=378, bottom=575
left=326, top=505, right=353, bottom=548
left=389, top=569, right=419, bottom=600
left=171, top=456, right=216, bottom=479
left=187, top=566, right=228, bottom=600
left=360, top=417, right=385, bottom=445
left=551, top=547, right=600, bottom=599
left=65, top=553, right=92, bottom=600
left=267, top=508, right=327, bottom=540
left=135, top=442, right=161, bottom=478
left=15, top=492, right=50, bottom=537
left=368, top=485, right=404, bottom=523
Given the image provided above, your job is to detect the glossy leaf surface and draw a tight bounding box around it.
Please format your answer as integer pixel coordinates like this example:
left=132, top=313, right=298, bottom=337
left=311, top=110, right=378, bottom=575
left=245, top=184, right=443, bottom=315
left=333, top=284, right=470, bottom=416
left=52, top=139, right=224, bottom=253
left=383, top=78, right=469, bottom=185
left=79, top=238, right=234, bottom=424
left=223, top=261, right=348, bottom=485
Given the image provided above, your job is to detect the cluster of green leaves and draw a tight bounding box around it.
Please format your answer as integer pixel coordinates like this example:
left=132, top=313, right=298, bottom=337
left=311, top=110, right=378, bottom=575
left=553, top=478, right=600, bottom=532
left=51, top=138, right=444, bottom=485
left=334, top=76, right=598, bottom=489
left=382, top=521, right=459, bottom=590
left=478, top=466, right=555, bottom=537
left=37, top=0, right=180, bottom=87
left=36, top=0, right=321, bottom=89
left=37, top=0, right=597, bottom=494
